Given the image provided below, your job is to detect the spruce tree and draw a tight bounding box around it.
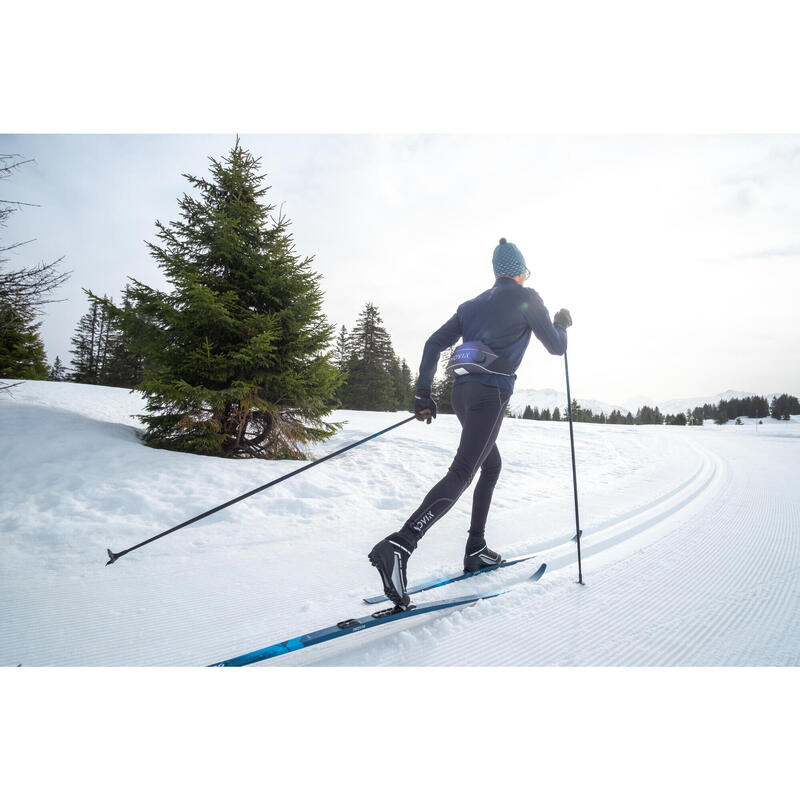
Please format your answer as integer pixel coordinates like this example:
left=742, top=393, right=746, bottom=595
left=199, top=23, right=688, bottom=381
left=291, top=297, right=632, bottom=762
left=342, top=302, right=398, bottom=410
left=98, top=289, right=143, bottom=388
left=69, top=298, right=105, bottom=384
left=0, top=307, right=48, bottom=379
left=93, top=139, right=341, bottom=458
left=394, top=358, right=414, bottom=411
left=522, top=404, right=534, bottom=420
left=333, top=325, right=349, bottom=371
left=48, top=355, right=66, bottom=381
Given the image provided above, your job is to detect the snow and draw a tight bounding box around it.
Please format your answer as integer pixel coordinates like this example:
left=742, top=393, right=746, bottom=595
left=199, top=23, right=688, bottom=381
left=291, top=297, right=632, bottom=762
left=1, top=380, right=799, bottom=666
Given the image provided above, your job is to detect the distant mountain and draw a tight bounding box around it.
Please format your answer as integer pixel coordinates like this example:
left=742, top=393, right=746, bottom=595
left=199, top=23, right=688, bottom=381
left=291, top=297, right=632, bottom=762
left=657, top=389, right=769, bottom=415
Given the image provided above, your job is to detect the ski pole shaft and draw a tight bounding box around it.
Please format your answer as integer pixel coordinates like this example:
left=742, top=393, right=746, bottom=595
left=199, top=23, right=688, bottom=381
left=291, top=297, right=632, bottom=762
left=564, top=351, right=584, bottom=585
left=106, top=415, right=417, bottom=565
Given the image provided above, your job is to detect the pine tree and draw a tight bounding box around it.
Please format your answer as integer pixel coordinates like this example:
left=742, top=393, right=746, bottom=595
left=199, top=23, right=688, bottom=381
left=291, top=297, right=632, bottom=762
left=770, top=393, right=800, bottom=420
left=48, top=355, right=66, bottom=381
left=333, top=325, right=349, bottom=369
left=342, top=302, right=398, bottom=411
left=69, top=299, right=98, bottom=383
left=0, top=307, right=48, bottom=379
left=395, top=358, right=414, bottom=411
left=69, top=296, right=112, bottom=384
left=547, top=407, right=556, bottom=421
left=92, top=139, right=341, bottom=458
left=522, top=404, right=534, bottom=420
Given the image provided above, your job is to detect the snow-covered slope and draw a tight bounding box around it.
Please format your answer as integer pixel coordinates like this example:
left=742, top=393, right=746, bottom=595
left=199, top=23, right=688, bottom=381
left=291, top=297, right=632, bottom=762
left=1, top=380, right=798, bottom=666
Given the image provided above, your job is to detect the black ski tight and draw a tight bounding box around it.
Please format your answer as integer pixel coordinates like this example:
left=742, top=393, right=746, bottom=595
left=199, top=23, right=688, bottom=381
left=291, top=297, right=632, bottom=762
left=402, top=381, right=511, bottom=542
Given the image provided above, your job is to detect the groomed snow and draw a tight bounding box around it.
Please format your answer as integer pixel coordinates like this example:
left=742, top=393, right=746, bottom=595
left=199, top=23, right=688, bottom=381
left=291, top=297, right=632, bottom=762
left=1, top=380, right=798, bottom=666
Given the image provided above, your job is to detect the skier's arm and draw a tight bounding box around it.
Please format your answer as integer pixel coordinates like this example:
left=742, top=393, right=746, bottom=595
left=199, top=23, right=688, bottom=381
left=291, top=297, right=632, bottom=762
left=416, top=313, right=462, bottom=390
left=525, top=291, right=568, bottom=355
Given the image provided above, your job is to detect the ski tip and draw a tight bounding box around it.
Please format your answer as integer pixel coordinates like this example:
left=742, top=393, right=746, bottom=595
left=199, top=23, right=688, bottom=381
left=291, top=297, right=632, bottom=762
left=105, top=548, right=119, bottom=566
left=571, top=529, right=583, bottom=542
left=531, top=563, right=547, bottom=581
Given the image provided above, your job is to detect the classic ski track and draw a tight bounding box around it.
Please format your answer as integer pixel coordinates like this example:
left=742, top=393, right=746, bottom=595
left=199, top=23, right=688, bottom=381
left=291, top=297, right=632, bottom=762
left=6, top=416, right=796, bottom=667
left=3, top=427, right=713, bottom=667
left=251, top=436, right=721, bottom=666
left=302, top=433, right=800, bottom=667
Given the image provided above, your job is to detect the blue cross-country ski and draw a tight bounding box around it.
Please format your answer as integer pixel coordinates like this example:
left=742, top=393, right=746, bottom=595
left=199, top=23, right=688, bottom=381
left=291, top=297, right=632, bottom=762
left=209, top=563, right=547, bottom=666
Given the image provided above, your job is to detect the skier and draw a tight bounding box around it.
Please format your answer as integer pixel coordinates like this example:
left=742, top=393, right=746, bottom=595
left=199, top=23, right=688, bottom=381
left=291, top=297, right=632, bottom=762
left=369, top=238, right=572, bottom=608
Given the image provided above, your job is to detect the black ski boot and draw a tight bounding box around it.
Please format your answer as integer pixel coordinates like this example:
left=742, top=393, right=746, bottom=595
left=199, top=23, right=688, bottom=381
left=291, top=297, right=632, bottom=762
left=368, top=533, right=415, bottom=609
left=463, top=542, right=504, bottom=573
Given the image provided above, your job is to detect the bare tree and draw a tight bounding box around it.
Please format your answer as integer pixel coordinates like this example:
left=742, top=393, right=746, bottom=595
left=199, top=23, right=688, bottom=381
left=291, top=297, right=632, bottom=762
left=0, top=154, right=71, bottom=391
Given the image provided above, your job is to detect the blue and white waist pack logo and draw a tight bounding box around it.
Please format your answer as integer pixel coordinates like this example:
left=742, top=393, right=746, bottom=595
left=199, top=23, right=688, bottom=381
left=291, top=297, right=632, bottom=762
left=446, top=341, right=516, bottom=377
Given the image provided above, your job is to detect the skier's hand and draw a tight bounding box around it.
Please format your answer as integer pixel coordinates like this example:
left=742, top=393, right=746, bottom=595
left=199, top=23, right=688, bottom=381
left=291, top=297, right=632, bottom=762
left=414, top=388, right=437, bottom=424
left=554, top=308, right=572, bottom=328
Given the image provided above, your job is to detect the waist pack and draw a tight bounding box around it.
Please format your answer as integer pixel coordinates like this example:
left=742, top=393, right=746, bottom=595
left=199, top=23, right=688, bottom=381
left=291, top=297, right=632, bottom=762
left=446, top=341, right=516, bottom=377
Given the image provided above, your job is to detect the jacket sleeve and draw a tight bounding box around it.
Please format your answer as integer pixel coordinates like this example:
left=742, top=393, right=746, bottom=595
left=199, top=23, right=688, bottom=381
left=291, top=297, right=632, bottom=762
left=524, top=290, right=568, bottom=355
left=416, top=312, right=462, bottom=391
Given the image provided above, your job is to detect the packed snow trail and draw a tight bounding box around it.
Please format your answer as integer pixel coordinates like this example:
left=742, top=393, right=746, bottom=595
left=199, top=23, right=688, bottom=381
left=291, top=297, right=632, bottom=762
left=1, top=381, right=798, bottom=666
left=291, top=429, right=800, bottom=666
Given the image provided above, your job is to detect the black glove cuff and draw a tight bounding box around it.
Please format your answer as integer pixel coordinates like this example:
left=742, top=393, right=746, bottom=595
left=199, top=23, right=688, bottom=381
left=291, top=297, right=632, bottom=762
left=415, top=387, right=431, bottom=399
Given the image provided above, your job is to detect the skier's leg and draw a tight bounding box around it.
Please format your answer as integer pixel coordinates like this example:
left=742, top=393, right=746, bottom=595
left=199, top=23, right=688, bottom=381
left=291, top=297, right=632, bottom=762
left=468, top=443, right=502, bottom=538
left=463, top=443, right=505, bottom=570
left=399, top=383, right=509, bottom=544
left=369, top=382, right=508, bottom=606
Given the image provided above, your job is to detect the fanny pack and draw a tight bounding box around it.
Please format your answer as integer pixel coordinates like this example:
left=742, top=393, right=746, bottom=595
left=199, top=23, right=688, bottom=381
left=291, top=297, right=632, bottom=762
left=446, top=341, right=516, bottom=377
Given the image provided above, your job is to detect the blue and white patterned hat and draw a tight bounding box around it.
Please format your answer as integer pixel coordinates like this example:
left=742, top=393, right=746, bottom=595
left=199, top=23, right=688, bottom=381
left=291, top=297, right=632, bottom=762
left=492, top=237, right=527, bottom=278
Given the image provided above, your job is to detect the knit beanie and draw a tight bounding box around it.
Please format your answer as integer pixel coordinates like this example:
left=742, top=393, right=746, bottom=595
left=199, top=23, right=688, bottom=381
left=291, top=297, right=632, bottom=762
left=492, top=238, right=527, bottom=278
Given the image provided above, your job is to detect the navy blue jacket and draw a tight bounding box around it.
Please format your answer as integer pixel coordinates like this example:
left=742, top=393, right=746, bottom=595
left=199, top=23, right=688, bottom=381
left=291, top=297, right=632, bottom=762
left=417, top=277, right=568, bottom=395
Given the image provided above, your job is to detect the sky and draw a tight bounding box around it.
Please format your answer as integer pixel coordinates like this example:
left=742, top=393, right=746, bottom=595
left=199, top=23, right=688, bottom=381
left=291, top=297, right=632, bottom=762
left=2, top=133, right=799, bottom=407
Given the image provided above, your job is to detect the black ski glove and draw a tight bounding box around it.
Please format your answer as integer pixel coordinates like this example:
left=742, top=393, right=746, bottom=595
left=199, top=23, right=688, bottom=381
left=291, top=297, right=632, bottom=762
left=554, top=308, right=573, bottom=328
left=414, top=388, right=437, bottom=424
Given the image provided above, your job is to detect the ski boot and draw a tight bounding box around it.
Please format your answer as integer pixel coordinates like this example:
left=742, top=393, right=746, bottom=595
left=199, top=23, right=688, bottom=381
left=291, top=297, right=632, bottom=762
left=368, top=534, right=414, bottom=610
left=463, top=543, right=504, bottom=573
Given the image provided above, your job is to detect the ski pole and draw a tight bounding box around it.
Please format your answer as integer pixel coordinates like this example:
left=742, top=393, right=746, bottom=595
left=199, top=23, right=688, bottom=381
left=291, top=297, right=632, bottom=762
left=564, top=350, right=585, bottom=585
left=106, top=414, right=417, bottom=565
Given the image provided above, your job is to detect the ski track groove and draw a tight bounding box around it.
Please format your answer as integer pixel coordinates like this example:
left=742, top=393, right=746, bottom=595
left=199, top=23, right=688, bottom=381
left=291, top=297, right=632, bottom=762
left=4, top=427, right=710, bottom=666
left=283, top=432, right=800, bottom=667
left=263, top=435, right=721, bottom=666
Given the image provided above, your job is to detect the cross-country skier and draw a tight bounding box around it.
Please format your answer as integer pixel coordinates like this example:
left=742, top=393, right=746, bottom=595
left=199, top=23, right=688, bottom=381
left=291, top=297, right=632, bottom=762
left=368, top=238, right=572, bottom=608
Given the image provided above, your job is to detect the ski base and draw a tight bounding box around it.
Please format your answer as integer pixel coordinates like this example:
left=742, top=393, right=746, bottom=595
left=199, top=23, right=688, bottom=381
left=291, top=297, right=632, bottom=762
left=209, top=563, right=546, bottom=667
left=362, top=552, right=539, bottom=604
